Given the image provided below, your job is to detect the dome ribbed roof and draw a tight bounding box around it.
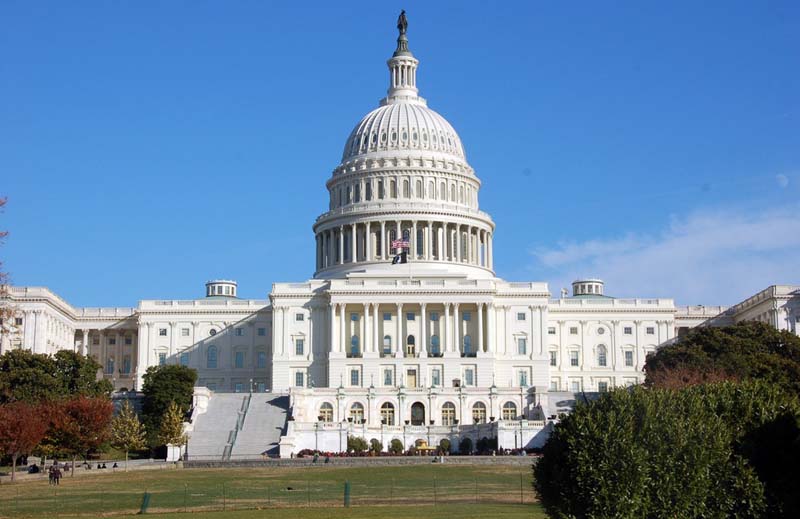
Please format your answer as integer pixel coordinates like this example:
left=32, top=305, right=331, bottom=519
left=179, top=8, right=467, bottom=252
left=341, top=102, right=466, bottom=162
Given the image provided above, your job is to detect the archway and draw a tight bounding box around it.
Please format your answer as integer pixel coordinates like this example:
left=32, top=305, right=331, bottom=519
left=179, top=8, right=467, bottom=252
left=411, top=402, right=425, bottom=426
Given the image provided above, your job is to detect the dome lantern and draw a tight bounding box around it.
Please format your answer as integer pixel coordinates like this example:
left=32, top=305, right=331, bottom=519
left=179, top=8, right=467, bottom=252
left=384, top=10, right=421, bottom=105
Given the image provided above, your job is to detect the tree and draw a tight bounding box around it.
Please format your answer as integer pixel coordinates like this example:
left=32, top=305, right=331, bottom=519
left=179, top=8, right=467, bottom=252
left=645, top=321, right=800, bottom=395
left=111, top=401, right=146, bottom=471
left=534, top=382, right=799, bottom=518
left=53, top=350, right=112, bottom=397
left=157, top=401, right=187, bottom=448
left=141, top=365, right=196, bottom=446
left=389, top=438, right=404, bottom=455
left=49, top=397, right=113, bottom=475
left=369, top=438, right=383, bottom=453
left=346, top=436, right=368, bottom=455
left=458, top=437, right=472, bottom=454
left=0, top=401, right=48, bottom=481
left=438, top=438, right=451, bottom=454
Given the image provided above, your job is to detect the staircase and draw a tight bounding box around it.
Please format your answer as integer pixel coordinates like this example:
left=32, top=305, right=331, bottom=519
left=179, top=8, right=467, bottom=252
left=187, top=393, right=249, bottom=460
left=230, top=394, right=289, bottom=459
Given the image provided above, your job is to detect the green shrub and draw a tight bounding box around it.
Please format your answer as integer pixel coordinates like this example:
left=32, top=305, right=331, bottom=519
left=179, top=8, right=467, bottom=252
left=438, top=438, right=451, bottom=454
left=458, top=437, right=472, bottom=454
left=369, top=438, right=383, bottom=453
left=346, top=436, right=367, bottom=454
left=389, top=438, right=404, bottom=454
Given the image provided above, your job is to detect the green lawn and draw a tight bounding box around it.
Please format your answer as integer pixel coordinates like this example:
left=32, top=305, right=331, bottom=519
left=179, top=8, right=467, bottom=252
left=0, top=464, right=543, bottom=518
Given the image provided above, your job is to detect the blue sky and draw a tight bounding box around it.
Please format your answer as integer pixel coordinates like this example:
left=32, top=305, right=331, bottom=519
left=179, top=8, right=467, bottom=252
left=1, top=1, right=798, bottom=307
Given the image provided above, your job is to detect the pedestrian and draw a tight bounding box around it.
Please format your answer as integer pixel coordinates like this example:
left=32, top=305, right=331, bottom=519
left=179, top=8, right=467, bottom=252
left=54, top=466, right=62, bottom=485
left=48, top=464, right=55, bottom=485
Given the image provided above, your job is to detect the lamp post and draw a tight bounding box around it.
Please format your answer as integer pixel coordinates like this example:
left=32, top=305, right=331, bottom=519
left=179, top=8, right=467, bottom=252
left=315, top=416, right=322, bottom=452
left=381, top=418, right=386, bottom=452
left=489, top=416, right=496, bottom=452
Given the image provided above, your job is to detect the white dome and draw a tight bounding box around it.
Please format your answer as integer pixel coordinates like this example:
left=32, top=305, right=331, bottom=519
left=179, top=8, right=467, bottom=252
left=341, top=102, right=466, bottom=162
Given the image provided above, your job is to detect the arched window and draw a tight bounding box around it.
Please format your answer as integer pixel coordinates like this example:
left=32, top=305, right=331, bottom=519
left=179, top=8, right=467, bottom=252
left=365, top=181, right=372, bottom=201
left=106, top=357, right=115, bottom=375
left=415, top=179, right=422, bottom=197
left=450, top=184, right=456, bottom=202
left=383, top=335, right=392, bottom=356
left=459, top=185, right=464, bottom=203
left=207, top=345, right=217, bottom=369
left=502, top=402, right=517, bottom=421
left=403, top=179, right=410, bottom=198
left=354, top=183, right=361, bottom=203
left=350, top=335, right=360, bottom=357
left=472, top=402, right=487, bottom=424
left=406, top=334, right=415, bottom=356
left=346, top=186, right=352, bottom=204
left=442, top=402, right=456, bottom=426
left=597, top=345, right=607, bottom=367
left=391, top=180, right=397, bottom=198
left=380, top=402, right=395, bottom=426
left=428, top=181, right=434, bottom=199
left=411, top=402, right=425, bottom=425
left=430, top=335, right=440, bottom=356
left=463, top=335, right=472, bottom=355
left=416, top=228, right=424, bottom=256
left=350, top=403, right=364, bottom=424
left=319, top=402, right=334, bottom=422
left=439, top=182, right=446, bottom=200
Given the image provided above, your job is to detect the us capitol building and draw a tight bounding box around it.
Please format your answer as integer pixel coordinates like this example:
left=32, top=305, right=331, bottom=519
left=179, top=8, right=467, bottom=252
left=2, top=15, right=798, bottom=456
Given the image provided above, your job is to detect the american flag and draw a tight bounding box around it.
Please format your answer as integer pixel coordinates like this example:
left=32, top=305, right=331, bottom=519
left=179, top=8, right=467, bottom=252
left=391, top=239, right=409, bottom=249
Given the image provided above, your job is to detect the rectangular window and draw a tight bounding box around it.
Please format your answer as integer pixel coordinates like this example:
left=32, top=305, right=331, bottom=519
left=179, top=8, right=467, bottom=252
left=570, top=351, right=579, bottom=367
left=180, top=352, right=189, bottom=366
left=93, top=337, right=100, bottom=345
left=569, top=327, right=578, bottom=335
left=548, top=327, right=556, bottom=335
left=108, top=338, right=116, bottom=345
left=464, top=368, right=475, bottom=386
left=158, top=352, right=166, bottom=366
left=550, top=380, right=559, bottom=391
left=571, top=380, right=581, bottom=392
left=646, top=327, right=655, bottom=335
left=549, top=351, right=557, bottom=367
left=295, top=339, right=304, bottom=356
left=257, top=351, right=266, bottom=368
left=383, top=313, right=392, bottom=321
left=431, top=368, right=441, bottom=387
left=462, top=311, right=471, bottom=321
left=257, top=327, right=266, bottom=336
left=15, top=317, right=23, bottom=326
left=623, top=326, right=632, bottom=335
left=234, top=383, right=244, bottom=393
left=624, top=350, right=634, bottom=367
left=122, top=355, right=131, bottom=374
left=296, top=313, right=305, bottom=321
left=235, top=351, right=244, bottom=369
left=235, top=328, right=244, bottom=336
left=384, top=369, right=393, bottom=386
left=517, top=338, right=527, bottom=355
left=406, top=312, right=415, bottom=321
left=159, top=328, right=168, bottom=336
left=430, top=312, right=439, bottom=322
left=350, top=370, right=360, bottom=387
left=181, top=328, right=190, bottom=337
left=125, top=336, right=133, bottom=345
left=598, top=381, right=609, bottom=393
left=295, top=371, right=305, bottom=387
left=519, top=370, right=528, bottom=387
left=517, top=312, right=526, bottom=321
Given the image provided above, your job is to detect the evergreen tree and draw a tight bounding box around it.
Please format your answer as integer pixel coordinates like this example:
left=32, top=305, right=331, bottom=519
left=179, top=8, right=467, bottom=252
left=157, top=401, right=187, bottom=447
left=111, top=401, right=146, bottom=471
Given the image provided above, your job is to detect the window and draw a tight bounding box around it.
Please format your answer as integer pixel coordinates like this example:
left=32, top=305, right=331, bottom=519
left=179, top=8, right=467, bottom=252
left=406, top=312, right=415, bottom=321
left=319, top=402, right=333, bottom=422
left=350, top=313, right=359, bottom=322
left=235, top=351, right=245, bottom=369
left=502, top=402, right=517, bottom=420
left=295, top=371, right=305, bottom=387
left=384, top=369, right=393, bottom=386
left=350, top=369, right=360, bottom=387
left=517, top=337, right=527, bottom=355
left=519, top=370, right=528, bottom=387
left=295, top=338, right=304, bottom=356
left=93, top=337, right=100, bottom=345
left=517, top=312, right=526, bottom=321
left=569, top=327, right=578, bottom=335
left=159, top=328, right=167, bottom=336
left=125, top=336, right=133, bottom=345
left=550, top=380, right=559, bottom=391
left=158, top=353, right=166, bottom=366
left=296, top=313, right=305, bottom=322
left=548, top=327, right=556, bottom=335
left=570, top=350, right=579, bottom=367
left=383, top=313, right=392, bottom=321
left=106, top=358, right=115, bottom=375
left=571, top=380, right=581, bottom=392
left=257, top=327, right=266, bottom=336
left=382, top=335, right=392, bottom=355
left=207, top=346, right=218, bottom=369
left=234, top=383, right=244, bottom=393
left=235, top=328, right=244, bottom=336
left=430, top=312, right=439, bottom=321
left=209, top=329, right=217, bottom=336
left=646, top=327, right=655, bottom=335
left=462, top=311, right=471, bottom=321
left=122, top=355, right=131, bottom=374
left=624, top=350, right=634, bottom=367
left=464, top=368, right=475, bottom=386
left=431, top=368, right=441, bottom=387
left=405, top=335, right=415, bottom=356
left=472, top=402, right=487, bottom=424
left=350, top=336, right=360, bottom=357
left=350, top=402, right=364, bottom=423
left=180, top=352, right=189, bottom=367
left=181, top=328, right=190, bottom=337
left=597, top=327, right=605, bottom=335
left=108, top=337, right=116, bottom=345
left=430, top=335, right=441, bottom=356
left=380, top=402, right=395, bottom=426
left=623, top=326, right=632, bottom=335
left=598, top=381, right=609, bottom=393
left=14, top=317, right=23, bottom=326
left=463, top=335, right=472, bottom=355
left=257, top=351, right=266, bottom=368
left=597, top=345, right=607, bottom=367
left=442, top=402, right=456, bottom=426
left=549, top=351, right=557, bottom=367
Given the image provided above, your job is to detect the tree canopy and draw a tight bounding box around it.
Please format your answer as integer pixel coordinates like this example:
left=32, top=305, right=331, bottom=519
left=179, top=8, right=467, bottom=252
left=141, top=365, right=196, bottom=446
left=644, top=321, right=800, bottom=395
left=0, top=401, right=48, bottom=481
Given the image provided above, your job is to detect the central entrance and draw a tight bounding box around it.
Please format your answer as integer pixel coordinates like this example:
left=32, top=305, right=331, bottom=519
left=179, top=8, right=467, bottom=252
left=410, top=402, right=425, bottom=426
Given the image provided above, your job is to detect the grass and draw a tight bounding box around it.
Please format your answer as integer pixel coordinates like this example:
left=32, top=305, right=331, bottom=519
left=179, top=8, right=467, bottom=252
left=0, top=464, right=543, bottom=518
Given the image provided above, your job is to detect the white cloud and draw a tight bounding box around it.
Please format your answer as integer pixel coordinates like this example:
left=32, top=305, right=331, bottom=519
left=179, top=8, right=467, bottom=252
left=531, top=205, right=800, bottom=306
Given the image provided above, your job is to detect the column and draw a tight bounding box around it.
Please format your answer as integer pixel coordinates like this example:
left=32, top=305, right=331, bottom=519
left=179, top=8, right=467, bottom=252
left=338, top=226, right=344, bottom=264
left=351, top=223, right=357, bottom=263
left=380, top=221, right=386, bottom=260
left=529, top=306, right=537, bottom=359
left=395, top=303, right=403, bottom=357
left=373, top=303, right=379, bottom=353
left=478, top=303, right=484, bottom=353
left=328, top=229, right=334, bottom=267
left=437, top=225, right=444, bottom=261
left=453, top=303, right=460, bottom=353
left=411, top=220, right=417, bottom=260
left=426, top=221, right=433, bottom=260
left=444, top=303, right=450, bottom=352
left=365, top=222, right=371, bottom=261
left=329, top=303, right=336, bottom=354
left=456, top=225, right=461, bottom=262
left=81, top=329, right=89, bottom=356
left=340, top=303, right=346, bottom=354
left=363, top=303, right=369, bottom=354
left=420, top=303, right=427, bottom=356
left=486, top=303, right=495, bottom=354
left=488, top=233, right=493, bottom=270
left=395, top=220, right=401, bottom=249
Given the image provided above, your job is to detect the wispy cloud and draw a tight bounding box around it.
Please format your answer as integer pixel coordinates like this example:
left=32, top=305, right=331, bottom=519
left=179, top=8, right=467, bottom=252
left=531, top=205, right=800, bottom=306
